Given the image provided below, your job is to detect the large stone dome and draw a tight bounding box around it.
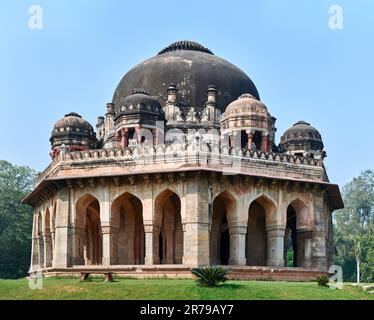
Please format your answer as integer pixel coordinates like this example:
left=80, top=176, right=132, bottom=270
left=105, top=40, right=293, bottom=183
left=113, top=41, right=260, bottom=113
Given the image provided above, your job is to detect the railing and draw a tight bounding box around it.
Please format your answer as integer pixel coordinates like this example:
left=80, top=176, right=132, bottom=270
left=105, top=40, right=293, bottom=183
left=57, top=144, right=323, bottom=166
left=35, top=144, right=324, bottom=185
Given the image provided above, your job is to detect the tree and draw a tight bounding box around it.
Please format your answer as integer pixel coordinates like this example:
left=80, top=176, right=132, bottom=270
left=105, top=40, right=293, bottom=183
left=0, top=160, right=36, bottom=279
left=334, top=170, right=374, bottom=283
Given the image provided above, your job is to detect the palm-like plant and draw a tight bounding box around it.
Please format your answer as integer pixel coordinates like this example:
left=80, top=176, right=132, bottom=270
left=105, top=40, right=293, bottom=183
left=191, top=266, right=229, bottom=287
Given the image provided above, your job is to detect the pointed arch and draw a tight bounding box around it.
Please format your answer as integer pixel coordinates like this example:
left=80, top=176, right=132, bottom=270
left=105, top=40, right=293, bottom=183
left=75, top=194, right=102, bottom=265
left=246, top=195, right=274, bottom=266
left=111, top=192, right=144, bottom=265
left=210, top=191, right=237, bottom=265
left=154, top=189, right=183, bottom=264
left=284, top=198, right=312, bottom=267
left=249, top=194, right=277, bottom=222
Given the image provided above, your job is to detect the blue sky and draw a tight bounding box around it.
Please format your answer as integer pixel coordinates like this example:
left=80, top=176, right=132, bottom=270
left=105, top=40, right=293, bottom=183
left=0, top=0, right=373, bottom=188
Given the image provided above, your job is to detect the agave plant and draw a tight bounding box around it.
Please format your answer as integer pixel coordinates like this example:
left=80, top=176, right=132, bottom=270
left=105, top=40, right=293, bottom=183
left=314, top=274, right=329, bottom=287
left=191, top=266, right=229, bottom=287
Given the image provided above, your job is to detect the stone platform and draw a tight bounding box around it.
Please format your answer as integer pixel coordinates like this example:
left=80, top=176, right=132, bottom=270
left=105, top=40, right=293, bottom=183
left=39, top=265, right=327, bottom=282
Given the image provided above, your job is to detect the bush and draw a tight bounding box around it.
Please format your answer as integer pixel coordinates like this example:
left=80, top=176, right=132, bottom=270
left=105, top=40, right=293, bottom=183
left=191, top=266, right=229, bottom=287
left=314, top=274, right=329, bottom=287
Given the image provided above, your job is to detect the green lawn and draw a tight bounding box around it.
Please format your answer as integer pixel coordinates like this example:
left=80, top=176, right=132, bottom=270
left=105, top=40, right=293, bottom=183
left=0, top=277, right=372, bottom=300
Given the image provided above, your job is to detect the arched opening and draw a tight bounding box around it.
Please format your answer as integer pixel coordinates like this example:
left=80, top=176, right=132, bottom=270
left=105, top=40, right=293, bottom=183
left=240, top=130, right=248, bottom=149
left=284, top=199, right=312, bottom=268
left=246, top=199, right=268, bottom=266
left=111, top=193, right=145, bottom=265
left=210, top=192, right=235, bottom=265
left=37, top=212, right=44, bottom=268
left=285, top=205, right=297, bottom=267
left=76, top=194, right=102, bottom=265
left=44, top=209, right=52, bottom=267
left=220, top=226, right=230, bottom=265
left=155, top=190, right=183, bottom=264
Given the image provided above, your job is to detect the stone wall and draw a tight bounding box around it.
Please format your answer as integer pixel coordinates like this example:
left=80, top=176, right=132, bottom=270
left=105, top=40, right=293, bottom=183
left=29, top=171, right=334, bottom=274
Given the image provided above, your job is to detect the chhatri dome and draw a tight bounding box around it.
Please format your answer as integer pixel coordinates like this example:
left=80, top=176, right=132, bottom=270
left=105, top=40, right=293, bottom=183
left=24, top=40, right=343, bottom=281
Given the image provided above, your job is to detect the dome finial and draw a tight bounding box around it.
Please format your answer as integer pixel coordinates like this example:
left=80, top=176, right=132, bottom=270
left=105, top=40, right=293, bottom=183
left=158, top=40, right=214, bottom=55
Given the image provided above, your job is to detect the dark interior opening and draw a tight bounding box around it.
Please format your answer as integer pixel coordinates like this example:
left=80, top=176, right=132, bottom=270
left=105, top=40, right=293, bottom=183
left=253, top=131, right=262, bottom=151
left=241, top=130, right=247, bottom=149
left=286, top=205, right=297, bottom=267
left=220, top=229, right=230, bottom=265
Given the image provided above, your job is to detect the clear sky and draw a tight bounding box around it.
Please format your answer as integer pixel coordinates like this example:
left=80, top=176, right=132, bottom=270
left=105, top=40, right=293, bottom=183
left=0, top=0, right=373, bottom=188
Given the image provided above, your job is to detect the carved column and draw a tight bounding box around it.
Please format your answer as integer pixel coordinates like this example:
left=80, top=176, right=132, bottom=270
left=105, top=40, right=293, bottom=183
left=43, top=233, right=52, bottom=268
left=312, top=191, right=327, bottom=270
left=297, top=229, right=313, bottom=268
left=30, top=236, right=39, bottom=271
left=115, top=130, right=121, bottom=148
left=101, top=225, right=116, bottom=265
left=121, top=128, right=128, bottom=148
left=229, top=225, right=247, bottom=266
left=144, top=224, right=160, bottom=265
left=53, top=188, right=70, bottom=268
left=266, top=224, right=286, bottom=267
left=37, top=236, right=44, bottom=268
left=262, top=133, right=270, bottom=152
left=100, top=184, right=113, bottom=266
left=246, top=130, right=253, bottom=150
left=182, top=175, right=210, bottom=267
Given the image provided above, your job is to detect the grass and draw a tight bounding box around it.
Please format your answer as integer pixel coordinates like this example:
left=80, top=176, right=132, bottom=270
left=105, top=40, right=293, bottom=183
left=0, top=277, right=373, bottom=300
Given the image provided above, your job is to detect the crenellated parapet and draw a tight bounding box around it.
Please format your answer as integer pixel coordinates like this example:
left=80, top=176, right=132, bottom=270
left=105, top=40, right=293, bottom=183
left=55, top=144, right=323, bottom=166
left=33, top=143, right=326, bottom=190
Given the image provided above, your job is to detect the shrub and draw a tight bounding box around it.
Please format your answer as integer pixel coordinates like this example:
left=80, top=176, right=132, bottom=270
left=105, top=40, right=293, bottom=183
left=191, top=266, right=229, bottom=287
left=314, top=274, right=329, bottom=287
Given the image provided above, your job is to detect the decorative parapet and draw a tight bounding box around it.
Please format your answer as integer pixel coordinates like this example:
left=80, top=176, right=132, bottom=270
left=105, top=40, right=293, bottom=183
left=35, top=143, right=324, bottom=186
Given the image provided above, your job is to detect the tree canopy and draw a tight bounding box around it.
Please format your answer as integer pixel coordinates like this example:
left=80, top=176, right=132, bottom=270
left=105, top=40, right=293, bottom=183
left=0, top=160, right=36, bottom=279
left=334, top=170, right=374, bottom=282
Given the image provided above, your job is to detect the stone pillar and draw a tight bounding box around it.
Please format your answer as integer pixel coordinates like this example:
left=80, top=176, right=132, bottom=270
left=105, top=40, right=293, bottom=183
left=262, top=133, right=270, bottom=152
left=101, top=225, right=116, bottom=265
left=266, top=225, right=285, bottom=267
left=182, top=175, right=210, bottom=267
left=121, top=128, right=128, bottom=148
left=29, top=214, right=39, bottom=272
left=246, top=130, right=253, bottom=150
left=30, top=236, right=39, bottom=271
left=229, top=225, right=247, bottom=266
left=312, top=192, right=327, bottom=270
left=115, top=130, right=121, bottom=148
left=100, top=187, right=113, bottom=266
left=53, top=188, right=70, bottom=268
left=37, top=235, right=44, bottom=268
left=43, top=234, right=52, bottom=268
left=144, top=224, right=160, bottom=265
left=72, top=227, right=86, bottom=265
left=51, top=230, right=55, bottom=261
left=297, top=229, right=313, bottom=268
